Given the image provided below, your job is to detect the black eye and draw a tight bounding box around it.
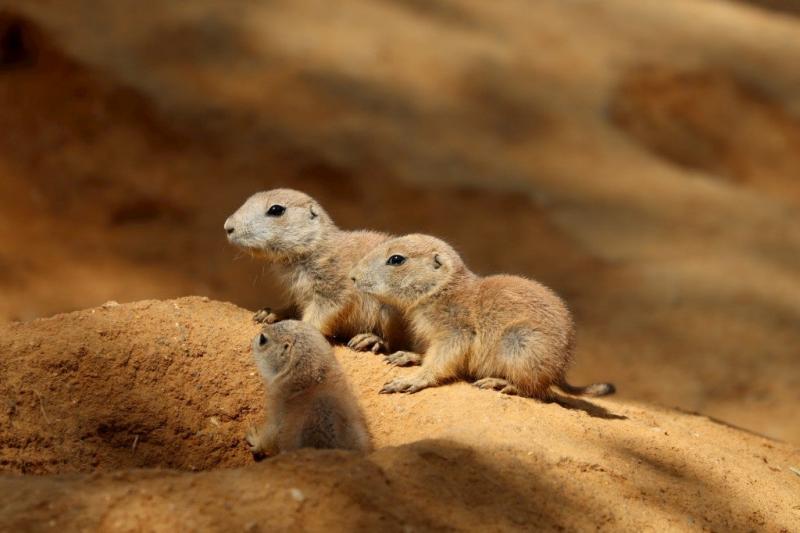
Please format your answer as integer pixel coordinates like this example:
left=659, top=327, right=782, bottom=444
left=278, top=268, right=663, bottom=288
left=258, top=333, right=268, bottom=347
left=266, top=205, right=286, bottom=217
left=386, top=255, right=406, bottom=266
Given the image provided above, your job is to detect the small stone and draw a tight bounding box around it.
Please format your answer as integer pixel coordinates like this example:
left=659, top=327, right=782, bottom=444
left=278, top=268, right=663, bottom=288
left=289, top=488, right=305, bottom=502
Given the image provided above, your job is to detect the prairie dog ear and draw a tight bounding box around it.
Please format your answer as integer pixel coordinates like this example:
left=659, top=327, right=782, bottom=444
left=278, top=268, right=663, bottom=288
left=433, top=253, right=446, bottom=270
left=309, top=204, right=319, bottom=219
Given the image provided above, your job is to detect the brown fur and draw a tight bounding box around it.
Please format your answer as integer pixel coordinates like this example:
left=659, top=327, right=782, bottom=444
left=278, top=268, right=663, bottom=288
left=350, top=234, right=615, bottom=399
left=246, top=320, right=372, bottom=456
left=225, top=189, right=406, bottom=352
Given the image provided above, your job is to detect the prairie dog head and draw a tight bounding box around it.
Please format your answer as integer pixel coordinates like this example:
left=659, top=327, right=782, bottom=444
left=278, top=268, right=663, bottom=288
left=224, top=189, right=334, bottom=260
left=350, top=234, right=466, bottom=309
left=251, top=320, right=332, bottom=393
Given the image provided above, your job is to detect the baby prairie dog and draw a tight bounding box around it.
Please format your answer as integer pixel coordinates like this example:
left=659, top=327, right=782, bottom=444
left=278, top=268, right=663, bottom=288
left=246, top=320, right=372, bottom=456
left=224, top=189, right=404, bottom=353
left=349, top=234, right=615, bottom=399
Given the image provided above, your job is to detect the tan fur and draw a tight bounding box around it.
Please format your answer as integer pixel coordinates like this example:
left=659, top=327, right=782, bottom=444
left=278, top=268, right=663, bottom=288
left=225, top=189, right=405, bottom=352
left=246, top=320, right=372, bottom=456
left=350, top=234, right=615, bottom=399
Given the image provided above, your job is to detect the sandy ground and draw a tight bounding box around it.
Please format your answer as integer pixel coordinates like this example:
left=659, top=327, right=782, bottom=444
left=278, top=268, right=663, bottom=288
left=0, top=298, right=798, bottom=531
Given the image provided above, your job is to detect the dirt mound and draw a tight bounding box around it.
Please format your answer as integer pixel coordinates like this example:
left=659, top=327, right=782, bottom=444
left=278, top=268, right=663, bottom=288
left=0, top=298, right=261, bottom=473
left=0, top=299, right=798, bottom=531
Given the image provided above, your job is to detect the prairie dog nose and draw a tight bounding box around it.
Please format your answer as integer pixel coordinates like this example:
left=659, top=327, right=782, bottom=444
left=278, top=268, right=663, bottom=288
left=224, top=217, right=235, bottom=235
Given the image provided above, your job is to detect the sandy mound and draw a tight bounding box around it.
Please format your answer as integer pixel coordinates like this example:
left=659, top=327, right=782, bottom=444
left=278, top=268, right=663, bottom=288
left=0, top=298, right=798, bottom=531
left=0, top=298, right=261, bottom=473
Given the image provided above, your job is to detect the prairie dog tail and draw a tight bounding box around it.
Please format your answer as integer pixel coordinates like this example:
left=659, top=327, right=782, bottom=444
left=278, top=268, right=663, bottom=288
left=557, top=380, right=616, bottom=397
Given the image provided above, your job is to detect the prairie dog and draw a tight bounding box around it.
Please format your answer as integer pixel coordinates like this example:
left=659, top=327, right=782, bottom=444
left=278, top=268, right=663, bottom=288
left=349, top=234, right=615, bottom=399
left=224, top=189, right=404, bottom=352
left=246, top=320, right=372, bottom=456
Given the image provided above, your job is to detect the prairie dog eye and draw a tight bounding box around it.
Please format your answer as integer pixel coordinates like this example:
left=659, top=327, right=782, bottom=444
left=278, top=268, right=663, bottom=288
left=258, top=333, right=268, bottom=347
left=266, top=205, right=286, bottom=217
left=386, top=254, right=406, bottom=266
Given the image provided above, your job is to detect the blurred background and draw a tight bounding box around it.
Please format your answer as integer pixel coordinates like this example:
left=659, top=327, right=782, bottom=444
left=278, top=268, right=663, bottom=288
left=0, top=0, right=798, bottom=443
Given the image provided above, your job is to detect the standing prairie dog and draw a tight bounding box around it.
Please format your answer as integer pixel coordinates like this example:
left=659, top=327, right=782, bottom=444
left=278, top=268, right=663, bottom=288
left=349, top=234, right=615, bottom=399
left=246, top=320, right=372, bottom=456
left=224, top=189, right=404, bottom=352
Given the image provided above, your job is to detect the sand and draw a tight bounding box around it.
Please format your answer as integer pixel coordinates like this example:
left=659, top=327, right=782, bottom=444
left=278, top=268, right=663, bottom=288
left=0, top=298, right=798, bottom=531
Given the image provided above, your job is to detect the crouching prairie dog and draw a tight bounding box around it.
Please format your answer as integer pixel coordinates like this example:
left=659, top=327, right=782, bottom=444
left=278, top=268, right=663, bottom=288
left=349, top=234, right=615, bottom=399
left=246, top=320, right=372, bottom=457
left=224, top=189, right=405, bottom=353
